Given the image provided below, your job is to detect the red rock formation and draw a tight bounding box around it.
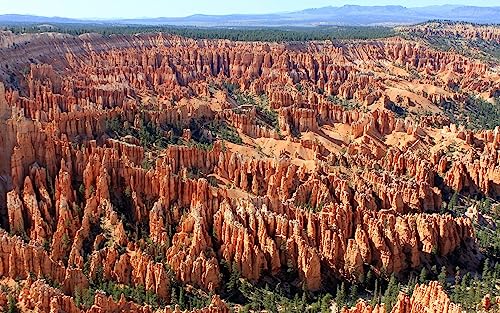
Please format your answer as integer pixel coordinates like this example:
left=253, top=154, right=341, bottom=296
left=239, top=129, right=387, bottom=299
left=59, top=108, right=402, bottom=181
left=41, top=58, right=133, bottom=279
left=15, top=278, right=229, bottom=313
left=399, top=22, right=500, bottom=43
left=391, top=281, right=464, bottom=313
left=342, top=301, right=386, bottom=313
left=343, top=281, right=465, bottom=313
left=0, top=27, right=495, bottom=311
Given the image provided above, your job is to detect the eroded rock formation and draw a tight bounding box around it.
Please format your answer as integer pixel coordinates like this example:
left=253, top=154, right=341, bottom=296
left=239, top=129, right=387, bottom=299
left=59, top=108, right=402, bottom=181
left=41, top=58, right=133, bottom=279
left=0, top=25, right=497, bottom=312
left=342, top=281, right=465, bottom=313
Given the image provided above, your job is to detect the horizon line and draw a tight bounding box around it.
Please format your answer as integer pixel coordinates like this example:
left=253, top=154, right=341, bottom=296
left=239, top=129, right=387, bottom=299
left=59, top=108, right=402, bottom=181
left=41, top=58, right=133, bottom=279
left=1, top=4, right=499, bottom=21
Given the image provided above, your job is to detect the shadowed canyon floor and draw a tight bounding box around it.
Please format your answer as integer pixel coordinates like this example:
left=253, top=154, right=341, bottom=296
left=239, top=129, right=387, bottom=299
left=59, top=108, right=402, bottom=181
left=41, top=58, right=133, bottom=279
left=0, top=23, right=499, bottom=312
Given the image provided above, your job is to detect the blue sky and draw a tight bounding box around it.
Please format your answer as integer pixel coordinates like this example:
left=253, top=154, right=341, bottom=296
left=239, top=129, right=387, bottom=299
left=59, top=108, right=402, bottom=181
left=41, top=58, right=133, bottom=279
left=0, top=0, right=496, bottom=19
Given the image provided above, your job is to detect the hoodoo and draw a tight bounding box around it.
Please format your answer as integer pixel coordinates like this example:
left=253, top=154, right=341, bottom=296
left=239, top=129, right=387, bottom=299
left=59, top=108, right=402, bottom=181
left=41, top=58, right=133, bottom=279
left=0, top=10, right=498, bottom=313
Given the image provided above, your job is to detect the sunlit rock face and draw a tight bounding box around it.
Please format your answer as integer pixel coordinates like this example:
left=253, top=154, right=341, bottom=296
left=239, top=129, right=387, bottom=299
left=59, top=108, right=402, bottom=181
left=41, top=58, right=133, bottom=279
left=0, top=25, right=498, bottom=312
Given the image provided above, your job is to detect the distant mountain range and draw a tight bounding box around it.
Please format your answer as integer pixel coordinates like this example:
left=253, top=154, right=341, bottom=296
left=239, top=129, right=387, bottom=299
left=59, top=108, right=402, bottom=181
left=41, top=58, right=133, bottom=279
left=1, top=5, right=499, bottom=27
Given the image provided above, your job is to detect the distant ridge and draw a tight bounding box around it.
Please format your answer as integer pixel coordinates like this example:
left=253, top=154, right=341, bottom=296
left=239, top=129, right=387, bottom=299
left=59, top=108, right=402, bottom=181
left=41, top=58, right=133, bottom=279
left=0, top=5, right=499, bottom=26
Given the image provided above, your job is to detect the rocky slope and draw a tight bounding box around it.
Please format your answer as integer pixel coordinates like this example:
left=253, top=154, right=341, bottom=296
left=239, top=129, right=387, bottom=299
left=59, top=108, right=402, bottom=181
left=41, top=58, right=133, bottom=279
left=342, top=281, right=466, bottom=313
left=397, top=21, right=500, bottom=63
left=0, top=27, right=498, bottom=312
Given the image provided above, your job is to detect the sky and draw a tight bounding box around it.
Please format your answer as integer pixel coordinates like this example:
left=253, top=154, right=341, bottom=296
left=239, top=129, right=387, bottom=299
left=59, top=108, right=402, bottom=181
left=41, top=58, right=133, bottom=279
left=0, top=0, right=497, bottom=19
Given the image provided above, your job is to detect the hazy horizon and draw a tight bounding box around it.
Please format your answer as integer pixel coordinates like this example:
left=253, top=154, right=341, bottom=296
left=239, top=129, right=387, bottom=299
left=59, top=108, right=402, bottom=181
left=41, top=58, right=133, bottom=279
left=0, top=0, right=498, bottom=19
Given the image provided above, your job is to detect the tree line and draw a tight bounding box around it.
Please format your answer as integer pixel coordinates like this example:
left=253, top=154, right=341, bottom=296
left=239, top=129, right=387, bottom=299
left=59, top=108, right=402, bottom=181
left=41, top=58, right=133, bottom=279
left=1, top=23, right=395, bottom=42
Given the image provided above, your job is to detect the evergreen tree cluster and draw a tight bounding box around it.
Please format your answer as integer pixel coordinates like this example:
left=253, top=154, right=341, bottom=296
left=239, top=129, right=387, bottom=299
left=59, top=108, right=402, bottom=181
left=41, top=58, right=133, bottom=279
left=1, top=23, right=395, bottom=42
left=451, top=260, right=500, bottom=312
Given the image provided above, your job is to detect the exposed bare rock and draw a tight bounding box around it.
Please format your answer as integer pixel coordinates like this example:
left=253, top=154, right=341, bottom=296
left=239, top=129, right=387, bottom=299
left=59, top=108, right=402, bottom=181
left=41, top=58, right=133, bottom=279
left=343, top=281, right=465, bottom=313
left=0, top=27, right=495, bottom=311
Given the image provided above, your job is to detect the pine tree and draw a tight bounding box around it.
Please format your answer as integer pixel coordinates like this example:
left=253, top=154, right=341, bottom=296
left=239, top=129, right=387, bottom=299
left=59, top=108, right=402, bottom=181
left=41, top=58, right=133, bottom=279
left=300, top=291, right=307, bottom=311
left=349, top=284, right=358, bottom=306
left=170, top=287, right=177, bottom=305
left=7, top=295, right=19, bottom=313
left=407, top=273, right=417, bottom=295
left=227, top=262, right=240, bottom=292
left=431, top=265, right=437, bottom=275
left=136, top=285, right=146, bottom=304
left=454, top=266, right=461, bottom=286
left=370, top=279, right=380, bottom=306
left=419, top=267, right=428, bottom=283
left=179, top=287, right=185, bottom=309
left=383, top=274, right=400, bottom=312
left=438, top=266, right=447, bottom=287
left=262, top=284, right=275, bottom=312
left=482, top=198, right=492, bottom=214
left=482, top=258, right=492, bottom=291
left=75, top=288, right=81, bottom=307
left=320, top=293, right=332, bottom=313
left=335, top=282, right=347, bottom=309
left=460, top=273, right=471, bottom=310
left=452, top=266, right=462, bottom=303
left=448, top=192, right=459, bottom=211
left=293, top=293, right=300, bottom=311
left=365, top=269, right=373, bottom=287
left=81, top=288, right=95, bottom=309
